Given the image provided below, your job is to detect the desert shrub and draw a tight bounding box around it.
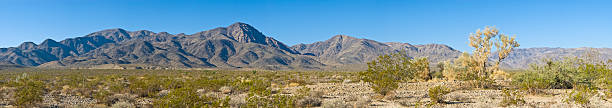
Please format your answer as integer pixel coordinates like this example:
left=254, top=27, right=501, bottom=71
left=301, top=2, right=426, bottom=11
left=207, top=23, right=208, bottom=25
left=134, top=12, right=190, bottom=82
left=428, top=85, right=450, bottom=105
left=499, top=88, right=525, bottom=107
left=564, top=85, right=596, bottom=106
left=153, top=87, right=230, bottom=108
left=604, top=79, right=612, bottom=99
left=512, top=67, right=559, bottom=94
left=58, top=73, right=86, bottom=88
left=295, top=86, right=322, bottom=107
left=297, top=97, right=322, bottom=107
left=128, top=75, right=163, bottom=97
left=296, top=86, right=310, bottom=97
left=246, top=78, right=272, bottom=97
left=513, top=54, right=612, bottom=94
left=360, top=51, right=430, bottom=96
left=187, top=77, right=229, bottom=93
left=111, top=101, right=135, bottom=108
left=323, top=99, right=349, bottom=108
left=247, top=95, right=297, bottom=108
left=234, top=77, right=303, bottom=107
left=444, top=26, right=519, bottom=89
left=12, top=73, right=45, bottom=107
left=159, top=77, right=184, bottom=90
left=93, top=90, right=112, bottom=105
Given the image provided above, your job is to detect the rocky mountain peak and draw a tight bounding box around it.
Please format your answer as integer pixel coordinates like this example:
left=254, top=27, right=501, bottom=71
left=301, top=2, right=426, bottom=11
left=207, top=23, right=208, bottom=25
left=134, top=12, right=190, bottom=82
left=226, top=22, right=267, bottom=44
left=40, top=39, right=61, bottom=47
left=86, top=28, right=132, bottom=42
left=330, top=35, right=358, bottom=41
left=18, top=42, right=37, bottom=50
left=130, top=30, right=155, bottom=38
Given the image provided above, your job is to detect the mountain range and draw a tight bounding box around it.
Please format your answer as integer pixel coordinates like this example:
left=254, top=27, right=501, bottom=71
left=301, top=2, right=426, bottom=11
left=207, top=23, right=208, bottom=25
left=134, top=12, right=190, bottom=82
left=1, top=22, right=609, bottom=70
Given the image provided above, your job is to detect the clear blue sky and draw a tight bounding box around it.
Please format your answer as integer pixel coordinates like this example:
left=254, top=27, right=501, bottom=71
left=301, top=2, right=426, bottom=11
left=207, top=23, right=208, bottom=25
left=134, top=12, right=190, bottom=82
left=1, top=0, right=611, bottom=51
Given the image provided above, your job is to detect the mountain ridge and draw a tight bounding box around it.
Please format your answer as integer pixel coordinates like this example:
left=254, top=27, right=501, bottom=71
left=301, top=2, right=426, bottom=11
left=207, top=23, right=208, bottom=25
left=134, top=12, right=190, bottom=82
left=1, top=22, right=609, bottom=70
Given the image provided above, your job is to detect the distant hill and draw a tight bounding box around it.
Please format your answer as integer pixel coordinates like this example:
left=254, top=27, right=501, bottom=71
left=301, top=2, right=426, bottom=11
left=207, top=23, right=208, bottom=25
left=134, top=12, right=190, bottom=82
left=0, top=22, right=322, bottom=70
left=291, top=35, right=462, bottom=66
left=497, top=47, right=612, bottom=69
left=0, top=22, right=609, bottom=70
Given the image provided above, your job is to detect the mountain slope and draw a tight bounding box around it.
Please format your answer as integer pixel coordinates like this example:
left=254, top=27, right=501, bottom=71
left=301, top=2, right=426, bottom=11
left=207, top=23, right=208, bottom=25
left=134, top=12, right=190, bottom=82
left=1, top=22, right=323, bottom=70
left=2, top=22, right=607, bottom=70
left=292, top=35, right=463, bottom=65
left=498, top=47, right=612, bottom=69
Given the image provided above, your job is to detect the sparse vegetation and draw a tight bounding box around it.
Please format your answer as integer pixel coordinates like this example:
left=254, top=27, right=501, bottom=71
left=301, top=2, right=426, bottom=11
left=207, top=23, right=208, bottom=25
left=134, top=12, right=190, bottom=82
left=11, top=73, right=45, bottom=107
left=360, top=51, right=431, bottom=96
left=428, top=85, right=450, bottom=105
left=512, top=49, right=612, bottom=96
left=153, top=86, right=230, bottom=108
left=499, top=88, right=525, bottom=107
left=0, top=27, right=610, bottom=108
left=564, top=85, right=596, bottom=106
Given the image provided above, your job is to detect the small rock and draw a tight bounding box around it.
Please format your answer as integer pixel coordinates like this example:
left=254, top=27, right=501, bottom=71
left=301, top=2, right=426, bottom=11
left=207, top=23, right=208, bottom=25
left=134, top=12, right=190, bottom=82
left=289, top=83, right=300, bottom=87
left=219, top=86, right=233, bottom=94
left=343, top=79, right=351, bottom=84
left=158, top=90, right=170, bottom=97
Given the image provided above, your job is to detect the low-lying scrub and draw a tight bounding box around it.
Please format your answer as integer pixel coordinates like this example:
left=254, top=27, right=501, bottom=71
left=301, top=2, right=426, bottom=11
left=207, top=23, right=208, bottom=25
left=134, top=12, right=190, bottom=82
left=153, top=87, right=230, bottom=108
left=428, top=85, right=451, bottom=105
left=499, top=88, right=525, bottom=107
left=513, top=55, right=612, bottom=95
left=360, top=51, right=431, bottom=96
left=10, top=73, right=45, bottom=107
left=564, top=85, right=596, bottom=106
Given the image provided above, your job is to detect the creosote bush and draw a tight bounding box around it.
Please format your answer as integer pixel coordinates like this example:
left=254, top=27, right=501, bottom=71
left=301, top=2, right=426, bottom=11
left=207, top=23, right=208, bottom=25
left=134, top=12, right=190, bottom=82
left=428, top=85, right=450, bottom=105
left=513, top=50, right=612, bottom=96
left=361, top=51, right=430, bottom=96
left=11, top=73, right=45, bottom=107
left=153, top=87, right=230, bottom=108
left=564, top=85, right=596, bottom=106
left=499, top=88, right=525, bottom=107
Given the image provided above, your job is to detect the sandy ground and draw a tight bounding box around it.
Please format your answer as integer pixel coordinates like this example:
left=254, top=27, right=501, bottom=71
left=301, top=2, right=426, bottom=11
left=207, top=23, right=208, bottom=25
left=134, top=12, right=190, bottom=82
left=2, top=81, right=611, bottom=108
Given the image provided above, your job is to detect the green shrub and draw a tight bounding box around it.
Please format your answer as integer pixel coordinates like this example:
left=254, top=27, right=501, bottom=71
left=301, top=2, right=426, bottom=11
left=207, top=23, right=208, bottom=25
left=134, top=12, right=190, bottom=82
left=246, top=78, right=272, bottom=97
left=128, top=75, right=162, bottom=97
left=13, top=73, right=45, bottom=107
left=93, top=90, right=112, bottom=105
left=513, top=56, right=612, bottom=94
left=564, top=85, right=596, bottom=106
left=153, top=87, right=230, bottom=108
left=499, top=88, right=525, bottom=107
left=361, top=51, right=430, bottom=96
left=428, top=85, right=450, bottom=105
left=512, top=70, right=554, bottom=94
left=247, top=95, right=297, bottom=108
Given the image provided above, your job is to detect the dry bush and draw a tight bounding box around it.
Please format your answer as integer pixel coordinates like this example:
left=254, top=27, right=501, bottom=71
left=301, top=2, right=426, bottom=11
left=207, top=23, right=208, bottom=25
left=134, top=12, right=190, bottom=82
left=246, top=95, right=297, bottom=108
left=353, top=96, right=372, bottom=108
left=444, top=26, right=519, bottom=89
left=564, top=85, right=596, bottom=106
left=12, top=73, right=45, bottom=107
left=297, top=97, right=322, bottom=107
left=153, top=86, right=230, bottom=108
left=428, top=85, right=450, bottom=105
left=111, top=101, right=135, bottom=108
left=323, top=99, right=349, bottom=108
left=309, top=90, right=324, bottom=98
left=499, top=88, right=525, bottom=107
